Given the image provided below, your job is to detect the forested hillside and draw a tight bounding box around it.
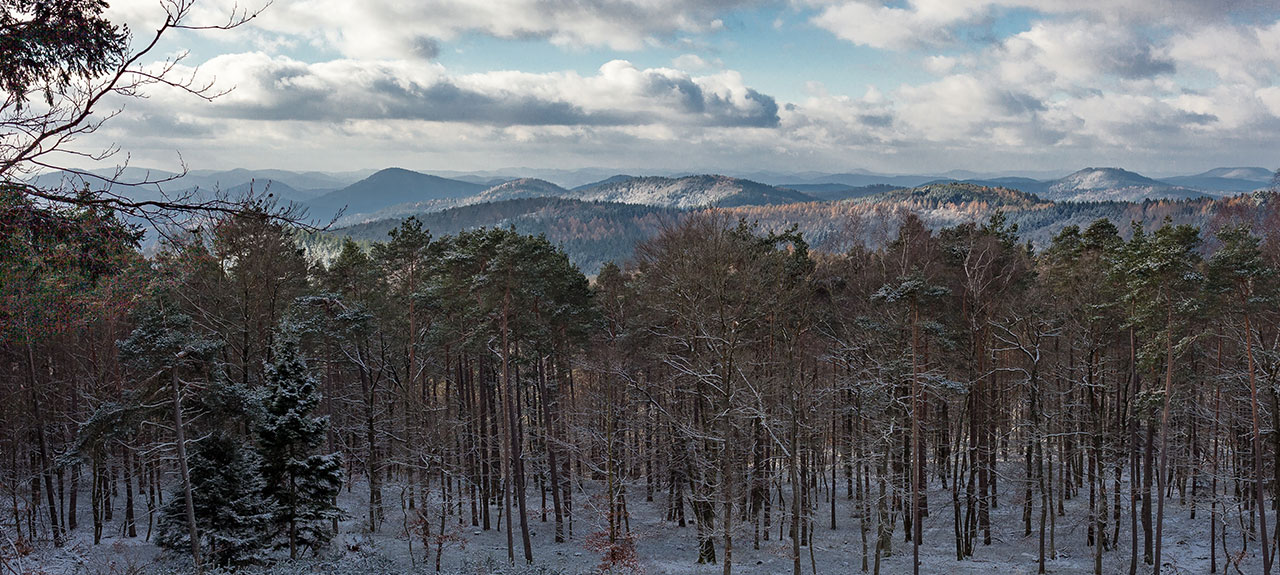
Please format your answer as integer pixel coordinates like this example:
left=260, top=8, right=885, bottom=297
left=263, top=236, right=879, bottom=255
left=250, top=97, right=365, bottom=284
left=319, top=197, right=683, bottom=274
left=7, top=183, right=1280, bottom=575
left=318, top=183, right=1276, bottom=275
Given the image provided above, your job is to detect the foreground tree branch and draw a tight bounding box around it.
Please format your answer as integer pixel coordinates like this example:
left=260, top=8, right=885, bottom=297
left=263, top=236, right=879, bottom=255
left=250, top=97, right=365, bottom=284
left=0, top=0, right=326, bottom=231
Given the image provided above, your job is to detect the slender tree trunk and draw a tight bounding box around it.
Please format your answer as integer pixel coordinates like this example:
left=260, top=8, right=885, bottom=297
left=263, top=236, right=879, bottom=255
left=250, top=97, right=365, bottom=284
left=363, top=363, right=383, bottom=532
left=910, top=303, right=922, bottom=575
left=538, top=359, right=565, bottom=542
left=1154, top=302, right=1175, bottom=575
left=1246, top=311, right=1271, bottom=575
left=91, top=455, right=102, bottom=545
left=791, top=400, right=802, bottom=575
left=1211, top=337, right=1223, bottom=573
left=25, top=344, right=62, bottom=547
left=171, top=369, right=202, bottom=574
left=1129, top=324, right=1140, bottom=575
left=1038, top=435, right=1047, bottom=575
left=123, top=445, right=136, bottom=538
left=1143, top=413, right=1154, bottom=565
left=498, top=289, right=527, bottom=563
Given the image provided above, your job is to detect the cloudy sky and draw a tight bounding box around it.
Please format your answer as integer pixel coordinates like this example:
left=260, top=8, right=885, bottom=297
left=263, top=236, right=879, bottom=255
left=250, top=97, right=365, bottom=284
left=93, top=0, right=1280, bottom=176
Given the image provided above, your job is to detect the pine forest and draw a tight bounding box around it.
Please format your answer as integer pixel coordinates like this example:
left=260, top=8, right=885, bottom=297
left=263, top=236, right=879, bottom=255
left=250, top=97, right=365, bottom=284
left=8, top=187, right=1280, bottom=575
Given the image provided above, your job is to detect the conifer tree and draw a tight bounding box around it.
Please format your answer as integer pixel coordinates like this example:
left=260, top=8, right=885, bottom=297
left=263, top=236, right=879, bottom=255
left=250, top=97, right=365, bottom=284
left=1207, top=224, right=1276, bottom=575
left=1121, top=220, right=1203, bottom=575
left=157, top=433, right=272, bottom=567
left=258, top=332, right=344, bottom=559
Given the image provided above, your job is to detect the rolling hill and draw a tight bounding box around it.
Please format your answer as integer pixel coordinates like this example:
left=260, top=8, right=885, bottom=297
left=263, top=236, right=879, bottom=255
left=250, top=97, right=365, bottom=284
left=326, top=197, right=682, bottom=274
left=780, top=183, right=896, bottom=201
left=860, top=182, right=1049, bottom=209
left=1163, top=167, right=1273, bottom=193
left=568, top=174, right=814, bottom=208
left=305, top=168, right=485, bottom=221
left=1043, top=167, right=1211, bottom=202
left=315, top=180, right=1272, bottom=275
left=183, top=168, right=352, bottom=195
left=474, top=178, right=570, bottom=202
left=571, top=175, right=635, bottom=191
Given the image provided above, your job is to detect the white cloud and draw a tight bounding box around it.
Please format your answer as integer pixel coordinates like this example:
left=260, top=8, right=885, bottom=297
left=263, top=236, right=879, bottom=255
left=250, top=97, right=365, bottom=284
left=1167, top=20, right=1280, bottom=86
left=81, top=0, right=1280, bottom=175
left=1258, top=87, right=1280, bottom=118
left=140, top=54, right=780, bottom=128
left=810, top=0, right=989, bottom=50
left=892, top=74, right=1062, bottom=146
left=809, top=0, right=1280, bottom=52
left=992, top=19, right=1176, bottom=101
left=673, top=54, right=723, bottom=71
left=780, top=87, right=898, bottom=149
left=251, top=0, right=756, bottom=56
left=923, top=55, right=960, bottom=75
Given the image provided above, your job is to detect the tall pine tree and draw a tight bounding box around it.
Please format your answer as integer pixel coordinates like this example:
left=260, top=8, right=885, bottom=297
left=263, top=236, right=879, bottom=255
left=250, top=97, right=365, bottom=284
left=258, top=331, right=344, bottom=558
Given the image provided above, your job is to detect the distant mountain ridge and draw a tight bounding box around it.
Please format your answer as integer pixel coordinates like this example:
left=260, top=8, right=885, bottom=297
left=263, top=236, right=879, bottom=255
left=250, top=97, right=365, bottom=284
left=862, top=182, right=1049, bottom=208
left=780, top=183, right=894, bottom=201
left=475, top=178, right=570, bottom=202
left=185, top=168, right=353, bottom=193
left=922, top=177, right=1052, bottom=198
left=317, top=180, right=1272, bottom=275
left=1195, top=167, right=1272, bottom=181
left=27, top=165, right=1276, bottom=228
left=1044, top=167, right=1210, bottom=202
left=305, top=168, right=485, bottom=221
left=328, top=197, right=683, bottom=274
left=567, top=174, right=814, bottom=208
left=1163, top=167, right=1273, bottom=193
left=571, top=175, right=634, bottom=192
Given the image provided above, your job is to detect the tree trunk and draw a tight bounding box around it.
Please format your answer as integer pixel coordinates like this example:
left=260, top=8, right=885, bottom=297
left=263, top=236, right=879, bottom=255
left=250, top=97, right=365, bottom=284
left=123, top=445, right=136, bottom=538
left=26, top=344, right=62, bottom=547
left=1153, top=301, right=1174, bottom=575
left=171, top=369, right=202, bottom=574
left=1246, top=311, right=1271, bottom=575
left=910, top=303, right=922, bottom=575
left=538, top=359, right=565, bottom=542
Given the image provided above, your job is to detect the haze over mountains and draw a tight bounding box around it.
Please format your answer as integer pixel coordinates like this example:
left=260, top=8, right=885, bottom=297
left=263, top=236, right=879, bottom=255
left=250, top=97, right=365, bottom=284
left=27, top=166, right=362, bottom=209
left=32, top=164, right=1276, bottom=271
left=282, top=164, right=1265, bottom=222
left=35, top=164, right=1273, bottom=220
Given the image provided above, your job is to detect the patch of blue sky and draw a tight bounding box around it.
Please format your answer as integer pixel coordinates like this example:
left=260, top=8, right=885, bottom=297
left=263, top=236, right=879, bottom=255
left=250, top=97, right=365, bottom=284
left=712, top=5, right=926, bottom=102
left=439, top=34, right=649, bottom=76
left=436, top=3, right=937, bottom=105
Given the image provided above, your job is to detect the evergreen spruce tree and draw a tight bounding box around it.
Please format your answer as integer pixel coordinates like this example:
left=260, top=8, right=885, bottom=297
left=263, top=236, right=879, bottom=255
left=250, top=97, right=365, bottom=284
left=157, top=433, right=272, bottom=567
left=258, top=332, right=344, bottom=558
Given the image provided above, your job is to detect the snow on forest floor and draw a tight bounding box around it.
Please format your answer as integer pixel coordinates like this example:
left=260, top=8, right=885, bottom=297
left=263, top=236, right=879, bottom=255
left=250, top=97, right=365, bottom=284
left=9, top=470, right=1268, bottom=575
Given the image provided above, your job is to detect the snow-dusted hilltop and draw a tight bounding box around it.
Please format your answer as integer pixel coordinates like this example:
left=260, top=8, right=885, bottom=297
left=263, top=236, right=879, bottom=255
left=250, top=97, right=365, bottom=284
left=460, top=174, right=818, bottom=209
left=1164, top=167, right=1273, bottom=193
left=567, top=174, right=814, bottom=208
left=1045, top=167, right=1210, bottom=202
left=474, top=178, right=570, bottom=202
left=1195, top=167, right=1273, bottom=181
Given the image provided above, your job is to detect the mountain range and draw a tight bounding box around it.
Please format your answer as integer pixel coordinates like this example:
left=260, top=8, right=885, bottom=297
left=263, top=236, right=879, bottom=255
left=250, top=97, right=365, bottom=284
left=33, top=165, right=1273, bottom=220
left=313, top=180, right=1274, bottom=275
left=301, top=170, right=828, bottom=224
left=305, top=165, right=1274, bottom=225
left=28, top=164, right=1276, bottom=269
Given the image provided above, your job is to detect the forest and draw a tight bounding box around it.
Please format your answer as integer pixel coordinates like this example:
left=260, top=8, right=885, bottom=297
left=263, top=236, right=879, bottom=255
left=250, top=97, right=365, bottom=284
left=5, top=0, right=1280, bottom=573
left=6, top=182, right=1280, bottom=575
left=318, top=183, right=1275, bottom=277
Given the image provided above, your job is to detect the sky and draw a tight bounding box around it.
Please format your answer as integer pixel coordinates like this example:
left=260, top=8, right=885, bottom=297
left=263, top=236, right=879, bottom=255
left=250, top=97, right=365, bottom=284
left=87, top=0, right=1280, bottom=177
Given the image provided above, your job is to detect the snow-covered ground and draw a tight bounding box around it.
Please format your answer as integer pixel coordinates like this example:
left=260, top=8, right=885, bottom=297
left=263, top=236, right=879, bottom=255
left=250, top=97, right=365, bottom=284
left=8, top=470, right=1266, bottom=575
